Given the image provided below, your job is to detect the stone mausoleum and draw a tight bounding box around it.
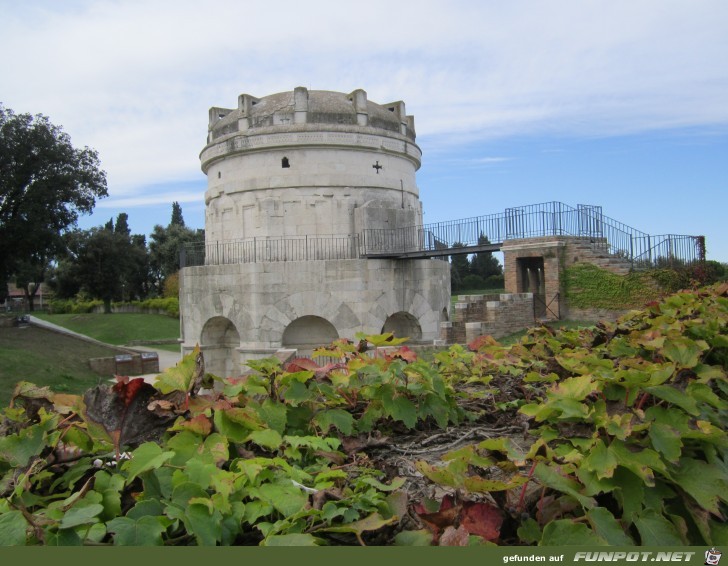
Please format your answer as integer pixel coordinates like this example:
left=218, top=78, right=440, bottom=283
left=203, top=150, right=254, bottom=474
left=179, top=87, right=451, bottom=377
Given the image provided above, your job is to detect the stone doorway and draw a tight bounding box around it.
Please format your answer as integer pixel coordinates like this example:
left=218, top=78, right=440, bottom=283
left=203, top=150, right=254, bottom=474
left=517, top=257, right=546, bottom=318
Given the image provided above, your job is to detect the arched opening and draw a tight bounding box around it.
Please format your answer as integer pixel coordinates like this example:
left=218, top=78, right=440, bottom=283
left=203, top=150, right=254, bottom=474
left=200, top=316, right=240, bottom=378
left=281, top=156, right=290, bottom=168
left=282, top=316, right=338, bottom=350
left=381, top=312, right=422, bottom=341
left=440, top=307, right=449, bottom=322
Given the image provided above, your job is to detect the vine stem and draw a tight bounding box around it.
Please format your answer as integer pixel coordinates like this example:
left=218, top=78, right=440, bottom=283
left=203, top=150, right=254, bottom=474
left=517, top=461, right=538, bottom=513
left=635, top=392, right=650, bottom=411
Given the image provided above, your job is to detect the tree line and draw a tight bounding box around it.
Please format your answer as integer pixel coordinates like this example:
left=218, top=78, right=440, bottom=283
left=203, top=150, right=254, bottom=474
left=51, top=204, right=203, bottom=313
left=449, top=236, right=504, bottom=292
left=0, top=104, right=202, bottom=313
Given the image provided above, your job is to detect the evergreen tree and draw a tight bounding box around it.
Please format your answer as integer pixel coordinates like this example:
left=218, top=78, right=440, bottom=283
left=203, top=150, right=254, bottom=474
left=170, top=201, right=185, bottom=227
left=470, top=233, right=503, bottom=282
left=149, top=203, right=203, bottom=294
left=449, top=242, right=471, bottom=292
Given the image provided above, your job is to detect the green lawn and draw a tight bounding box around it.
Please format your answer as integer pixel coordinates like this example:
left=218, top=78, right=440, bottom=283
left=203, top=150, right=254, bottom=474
left=0, top=324, right=126, bottom=407
left=33, top=312, right=180, bottom=346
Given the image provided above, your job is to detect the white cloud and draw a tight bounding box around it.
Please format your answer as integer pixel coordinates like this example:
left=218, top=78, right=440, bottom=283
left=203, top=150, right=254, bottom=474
left=1, top=0, right=726, bottom=202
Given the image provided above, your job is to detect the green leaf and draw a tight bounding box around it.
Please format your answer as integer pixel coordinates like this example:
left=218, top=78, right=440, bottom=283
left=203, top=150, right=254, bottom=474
left=246, top=429, right=283, bottom=451
left=634, top=509, right=684, bottom=545
left=394, top=529, right=433, bottom=546
left=643, top=385, right=699, bottom=415
left=122, top=442, right=175, bottom=483
left=586, top=507, right=634, bottom=545
left=670, top=457, right=728, bottom=514
left=212, top=410, right=252, bottom=443
left=155, top=346, right=200, bottom=394
left=0, top=415, right=57, bottom=467
left=382, top=394, right=417, bottom=428
left=313, top=409, right=355, bottom=435
left=517, top=518, right=541, bottom=545
left=614, top=468, right=645, bottom=524
left=360, top=476, right=406, bottom=492
left=59, top=504, right=104, bottom=529
left=106, top=516, right=166, bottom=546
left=661, top=336, right=705, bottom=368
left=533, top=463, right=595, bottom=509
left=93, top=470, right=125, bottom=520
left=463, top=475, right=529, bottom=493
left=254, top=399, right=288, bottom=434
left=322, top=512, right=397, bottom=536
left=608, top=440, right=665, bottom=485
left=185, top=502, right=222, bottom=546
left=540, top=519, right=607, bottom=545
left=0, top=511, right=27, bottom=545
left=257, top=483, right=308, bottom=516
left=126, top=499, right=164, bottom=520
left=282, top=380, right=313, bottom=405
left=202, top=433, right=229, bottom=464
left=171, top=481, right=209, bottom=509
left=415, top=461, right=461, bottom=489
left=263, top=533, right=322, bottom=546
left=648, top=422, right=682, bottom=463
left=44, top=528, right=82, bottom=546
left=166, top=430, right=201, bottom=466
left=581, top=439, right=617, bottom=479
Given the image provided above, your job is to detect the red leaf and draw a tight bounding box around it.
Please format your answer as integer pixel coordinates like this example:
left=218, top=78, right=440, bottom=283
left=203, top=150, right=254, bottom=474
left=285, top=357, right=321, bottom=372
left=468, top=335, right=498, bottom=352
left=460, top=501, right=503, bottom=541
left=112, top=376, right=150, bottom=407
left=416, top=494, right=460, bottom=537
left=174, top=414, right=212, bottom=436
left=392, top=346, right=417, bottom=363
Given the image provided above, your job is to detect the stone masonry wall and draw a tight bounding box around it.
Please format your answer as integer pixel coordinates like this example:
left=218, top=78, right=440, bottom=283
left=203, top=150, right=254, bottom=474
left=440, top=293, right=535, bottom=343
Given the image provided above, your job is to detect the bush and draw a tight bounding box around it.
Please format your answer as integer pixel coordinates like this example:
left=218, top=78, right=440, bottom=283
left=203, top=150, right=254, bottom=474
left=48, top=298, right=103, bottom=314
left=460, top=274, right=486, bottom=290
left=130, top=297, right=179, bottom=317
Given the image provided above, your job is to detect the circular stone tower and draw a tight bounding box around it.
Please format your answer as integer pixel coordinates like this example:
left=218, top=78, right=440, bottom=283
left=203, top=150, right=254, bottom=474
left=180, top=87, right=450, bottom=376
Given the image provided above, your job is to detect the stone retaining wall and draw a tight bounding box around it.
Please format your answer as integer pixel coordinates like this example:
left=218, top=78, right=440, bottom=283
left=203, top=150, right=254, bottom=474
left=440, top=293, right=535, bottom=343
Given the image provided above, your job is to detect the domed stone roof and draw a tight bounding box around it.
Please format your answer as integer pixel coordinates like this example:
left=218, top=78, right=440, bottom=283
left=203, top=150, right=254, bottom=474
left=208, top=88, right=415, bottom=141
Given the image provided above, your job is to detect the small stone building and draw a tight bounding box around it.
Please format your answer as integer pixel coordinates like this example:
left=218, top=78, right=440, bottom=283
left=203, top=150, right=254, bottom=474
left=179, top=88, right=450, bottom=376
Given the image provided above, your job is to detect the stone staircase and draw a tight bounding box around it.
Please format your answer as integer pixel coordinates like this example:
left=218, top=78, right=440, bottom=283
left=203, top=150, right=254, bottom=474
left=565, top=238, right=633, bottom=276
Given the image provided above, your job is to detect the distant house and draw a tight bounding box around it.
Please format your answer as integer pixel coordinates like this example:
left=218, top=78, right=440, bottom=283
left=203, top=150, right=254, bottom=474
left=3, top=282, right=49, bottom=312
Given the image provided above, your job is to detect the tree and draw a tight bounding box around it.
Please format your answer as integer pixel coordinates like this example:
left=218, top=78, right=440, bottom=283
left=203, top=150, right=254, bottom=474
left=0, top=105, right=107, bottom=305
left=449, top=242, right=471, bottom=292
left=170, top=201, right=185, bottom=227
left=70, top=223, right=125, bottom=313
left=470, top=233, right=503, bottom=287
left=149, top=204, right=203, bottom=293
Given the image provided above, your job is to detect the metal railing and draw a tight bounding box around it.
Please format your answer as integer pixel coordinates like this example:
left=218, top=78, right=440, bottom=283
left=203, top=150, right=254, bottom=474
left=181, top=234, right=361, bottom=267
left=182, top=202, right=704, bottom=269
left=361, top=201, right=704, bottom=268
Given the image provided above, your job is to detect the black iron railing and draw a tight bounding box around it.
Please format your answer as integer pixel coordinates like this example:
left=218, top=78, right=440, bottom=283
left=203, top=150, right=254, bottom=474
left=181, top=234, right=361, bottom=267
left=361, top=201, right=704, bottom=268
left=182, top=202, right=705, bottom=269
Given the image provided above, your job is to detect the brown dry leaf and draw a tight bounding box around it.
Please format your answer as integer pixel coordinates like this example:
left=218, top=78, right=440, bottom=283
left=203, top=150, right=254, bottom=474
left=439, top=525, right=469, bottom=546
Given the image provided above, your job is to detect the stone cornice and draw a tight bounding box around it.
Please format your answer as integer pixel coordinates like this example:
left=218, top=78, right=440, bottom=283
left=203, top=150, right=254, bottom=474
left=200, top=128, right=421, bottom=172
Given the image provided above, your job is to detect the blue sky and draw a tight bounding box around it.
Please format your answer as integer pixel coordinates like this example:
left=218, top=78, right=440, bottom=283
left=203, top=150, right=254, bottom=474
left=2, top=0, right=727, bottom=260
